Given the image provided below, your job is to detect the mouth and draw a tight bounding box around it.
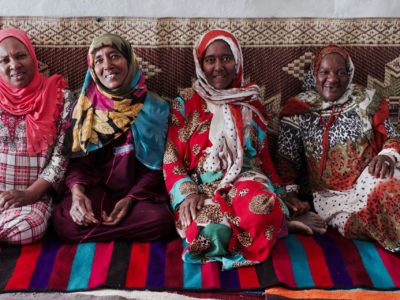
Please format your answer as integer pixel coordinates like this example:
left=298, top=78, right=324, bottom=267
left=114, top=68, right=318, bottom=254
left=11, top=72, right=26, bottom=81
left=104, top=72, right=119, bottom=80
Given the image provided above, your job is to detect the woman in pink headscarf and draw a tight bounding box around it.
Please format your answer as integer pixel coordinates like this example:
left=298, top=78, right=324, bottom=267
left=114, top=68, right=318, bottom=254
left=0, top=27, right=74, bottom=244
left=163, top=29, right=325, bottom=270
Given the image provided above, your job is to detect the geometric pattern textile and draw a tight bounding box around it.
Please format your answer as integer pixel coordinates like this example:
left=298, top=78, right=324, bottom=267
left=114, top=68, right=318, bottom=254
left=1, top=17, right=399, bottom=136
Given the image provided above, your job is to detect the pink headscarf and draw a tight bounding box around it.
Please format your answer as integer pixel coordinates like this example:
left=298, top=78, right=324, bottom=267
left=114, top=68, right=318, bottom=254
left=0, top=28, right=67, bottom=155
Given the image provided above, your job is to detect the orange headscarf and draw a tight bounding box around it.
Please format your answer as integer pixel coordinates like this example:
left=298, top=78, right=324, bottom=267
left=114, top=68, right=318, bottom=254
left=0, top=28, right=67, bottom=155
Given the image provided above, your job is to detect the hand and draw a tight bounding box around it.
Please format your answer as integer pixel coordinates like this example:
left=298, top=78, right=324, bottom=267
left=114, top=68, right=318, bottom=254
left=70, top=184, right=98, bottom=226
left=285, top=191, right=310, bottom=217
left=102, top=197, right=133, bottom=226
left=368, top=154, right=395, bottom=179
left=0, top=189, right=37, bottom=210
left=179, top=193, right=206, bottom=227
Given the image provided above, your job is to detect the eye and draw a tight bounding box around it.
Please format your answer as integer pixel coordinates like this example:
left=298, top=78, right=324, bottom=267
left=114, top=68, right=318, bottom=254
left=110, top=54, right=120, bottom=60
left=204, top=57, right=215, bottom=64
left=318, top=70, right=329, bottom=76
left=222, top=55, right=233, bottom=62
left=16, top=53, right=28, bottom=60
left=94, top=57, right=103, bottom=65
left=337, top=70, right=348, bottom=77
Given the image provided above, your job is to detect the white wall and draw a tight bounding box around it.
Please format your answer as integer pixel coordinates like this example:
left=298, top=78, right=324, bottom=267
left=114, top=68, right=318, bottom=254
left=1, top=0, right=400, bottom=18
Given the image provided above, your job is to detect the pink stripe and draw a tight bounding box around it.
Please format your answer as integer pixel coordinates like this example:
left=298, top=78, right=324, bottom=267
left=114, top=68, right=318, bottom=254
left=201, top=262, right=221, bottom=289
left=376, top=246, right=400, bottom=286
left=272, top=239, right=296, bottom=287
left=88, top=242, right=114, bottom=288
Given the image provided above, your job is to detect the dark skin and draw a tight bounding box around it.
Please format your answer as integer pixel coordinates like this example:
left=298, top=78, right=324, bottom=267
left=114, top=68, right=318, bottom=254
left=178, top=40, right=236, bottom=227
left=288, top=53, right=396, bottom=214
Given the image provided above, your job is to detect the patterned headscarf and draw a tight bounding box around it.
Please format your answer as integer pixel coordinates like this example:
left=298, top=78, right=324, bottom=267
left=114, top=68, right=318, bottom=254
left=0, top=27, right=67, bottom=155
left=193, top=29, right=267, bottom=188
left=70, top=34, right=146, bottom=157
left=282, top=45, right=356, bottom=116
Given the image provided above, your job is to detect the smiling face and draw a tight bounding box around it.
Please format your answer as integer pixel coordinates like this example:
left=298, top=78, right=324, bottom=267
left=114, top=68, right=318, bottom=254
left=93, top=46, right=129, bottom=90
left=201, top=40, right=236, bottom=90
left=315, top=53, right=350, bottom=102
left=0, top=37, right=35, bottom=88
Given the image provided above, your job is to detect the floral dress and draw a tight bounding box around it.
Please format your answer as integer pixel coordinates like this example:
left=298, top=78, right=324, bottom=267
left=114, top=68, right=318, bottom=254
left=164, top=92, right=288, bottom=270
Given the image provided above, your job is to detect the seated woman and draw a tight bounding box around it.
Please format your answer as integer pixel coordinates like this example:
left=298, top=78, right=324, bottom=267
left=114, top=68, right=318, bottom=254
left=163, top=29, right=324, bottom=270
left=53, top=33, right=175, bottom=243
left=278, top=45, right=400, bottom=251
left=0, top=28, right=74, bottom=244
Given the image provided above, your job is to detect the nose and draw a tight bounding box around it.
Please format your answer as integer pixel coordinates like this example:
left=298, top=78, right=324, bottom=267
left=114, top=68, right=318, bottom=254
left=9, top=57, right=21, bottom=70
left=214, top=58, right=224, bottom=71
left=103, top=57, right=114, bottom=70
left=326, top=72, right=339, bottom=82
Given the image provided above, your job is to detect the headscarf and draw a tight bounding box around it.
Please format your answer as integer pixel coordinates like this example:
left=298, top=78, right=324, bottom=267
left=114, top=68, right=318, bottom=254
left=70, top=33, right=146, bottom=157
left=0, top=27, right=67, bottom=155
left=193, top=29, right=267, bottom=188
left=281, top=45, right=384, bottom=177
left=281, top=45, right=356, bottom=116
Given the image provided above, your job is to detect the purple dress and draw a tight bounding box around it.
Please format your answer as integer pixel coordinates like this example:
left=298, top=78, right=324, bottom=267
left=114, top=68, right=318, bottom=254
left=53, top=130, right=175, bottom=242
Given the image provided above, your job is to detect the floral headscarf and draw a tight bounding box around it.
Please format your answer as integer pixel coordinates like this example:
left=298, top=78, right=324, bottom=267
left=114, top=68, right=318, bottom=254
left=0, top=27, right=67, bottom=155
left=70, top=33, right=146, bottom=157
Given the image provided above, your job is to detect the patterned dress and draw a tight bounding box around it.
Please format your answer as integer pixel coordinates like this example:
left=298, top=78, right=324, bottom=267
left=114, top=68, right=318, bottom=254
left=278, top=85, right=400, bottom=251
left=164, top=92, right=287, bottom=270
left=0, top=90, right=74, bottom=244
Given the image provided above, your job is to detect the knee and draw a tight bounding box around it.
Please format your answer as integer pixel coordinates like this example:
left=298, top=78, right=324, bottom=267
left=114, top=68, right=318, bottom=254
left=0, top=207, right=49, bottom=245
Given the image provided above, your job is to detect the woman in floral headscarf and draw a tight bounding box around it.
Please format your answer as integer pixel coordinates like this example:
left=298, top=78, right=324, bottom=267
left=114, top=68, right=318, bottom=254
left=0, top=27, right=74, bottom=244
left=278, top=45, right=400, bottom=251
left=53, top=33, right=174, bottom=242
left=163, top=29, right=325, bottom=270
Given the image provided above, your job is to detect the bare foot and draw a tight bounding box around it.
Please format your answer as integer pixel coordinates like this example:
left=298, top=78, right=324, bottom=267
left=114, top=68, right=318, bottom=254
left=288, top=212, right=327, bottom=235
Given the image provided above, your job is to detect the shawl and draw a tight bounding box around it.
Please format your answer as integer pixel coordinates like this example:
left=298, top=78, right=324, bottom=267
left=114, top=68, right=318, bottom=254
left=280, top=45, right=388, bottom=175
left=0, top=27, right=67, bottom=155
left=70, top=34, right=146, bottom=157
left=193, top=29, right=268, bottom=188
left=69, top=33, right=168, bottom=170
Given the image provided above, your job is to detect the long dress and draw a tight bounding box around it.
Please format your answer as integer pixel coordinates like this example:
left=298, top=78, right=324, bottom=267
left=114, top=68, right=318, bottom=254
left=163, top=92, right=287, bottom=270
left=53, top=95, right=175, bottom=243
left=278, top=85, right=400, bottom=251
left=0, top=89, right=74, bottom=244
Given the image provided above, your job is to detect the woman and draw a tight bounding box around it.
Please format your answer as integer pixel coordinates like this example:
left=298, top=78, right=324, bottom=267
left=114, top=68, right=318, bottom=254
left=0, top=28, right=74, bottom=244
left=163, top=29, right=324, bottom=270
left=53, top=33, right=175, bottom=243
left=278, top=45, right=400, bottom=251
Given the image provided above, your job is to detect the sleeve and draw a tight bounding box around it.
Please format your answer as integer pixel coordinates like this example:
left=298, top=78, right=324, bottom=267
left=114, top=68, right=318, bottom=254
left=39, top=89, right=75, bottom=187
left=64, top=151, right=98, bottom=189
left=276, top=115, right=304, bottom=192
left=379, top=118, right=400, bottom=166
left=163, top=96, right=199, bottom=211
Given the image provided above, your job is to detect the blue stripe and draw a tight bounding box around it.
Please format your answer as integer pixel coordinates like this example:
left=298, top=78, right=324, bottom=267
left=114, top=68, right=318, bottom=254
left=67, top=243, right=96, bottom=291
left=284, top=235, right=314, bottom=288
left=354, top=240, right=394, bottom=289
left=182, top=240, right=202, bottom=289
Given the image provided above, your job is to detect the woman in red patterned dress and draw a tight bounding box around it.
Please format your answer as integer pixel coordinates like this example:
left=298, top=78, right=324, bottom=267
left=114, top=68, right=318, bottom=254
left=163, top=29, right=325, bottom=270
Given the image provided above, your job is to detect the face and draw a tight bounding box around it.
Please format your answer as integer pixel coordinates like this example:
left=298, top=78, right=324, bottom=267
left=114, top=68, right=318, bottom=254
left=0, top=37, right=35, bottom=88
left=202, top=40, right=236, bottom=90
left=315, top=53, right=350, bottom=102
left=93, top=46, right=128, bottom=89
